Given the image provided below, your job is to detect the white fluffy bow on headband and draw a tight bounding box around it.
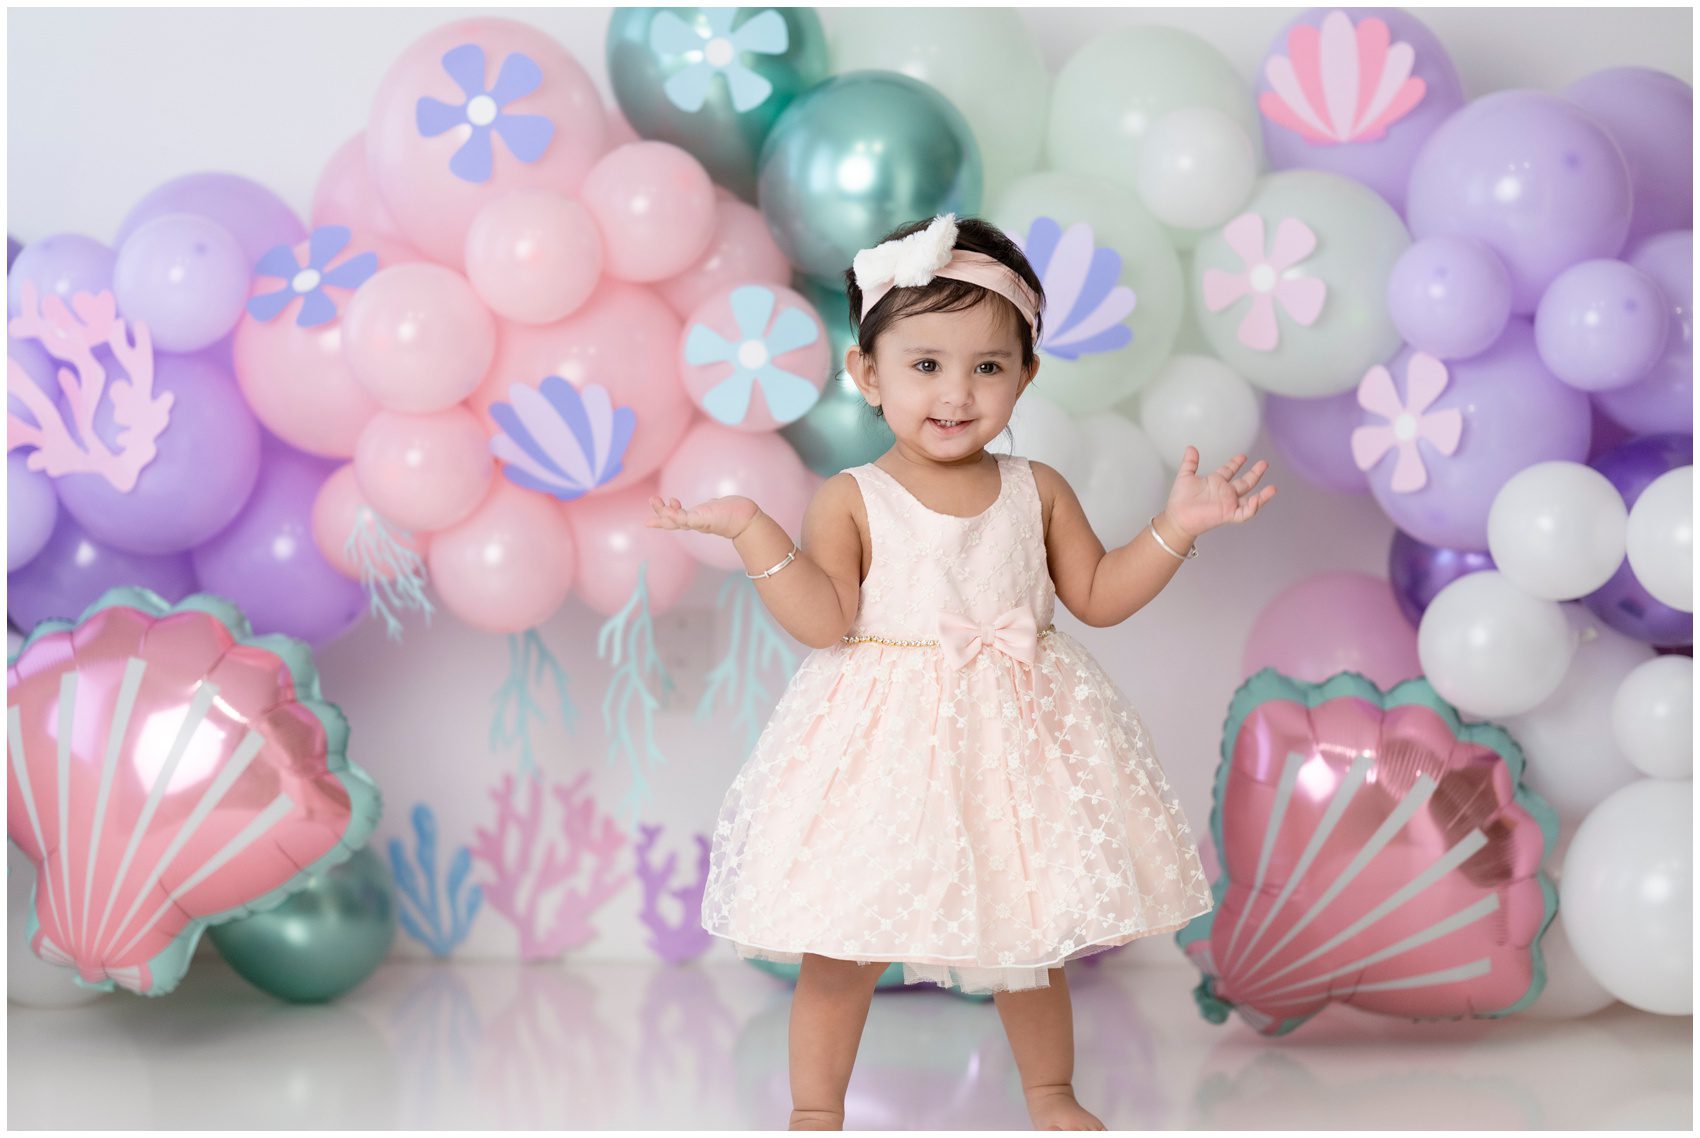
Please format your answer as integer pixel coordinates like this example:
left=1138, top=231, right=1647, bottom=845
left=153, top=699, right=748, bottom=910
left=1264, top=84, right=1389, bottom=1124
left=852, top=213, right=959, bottom=292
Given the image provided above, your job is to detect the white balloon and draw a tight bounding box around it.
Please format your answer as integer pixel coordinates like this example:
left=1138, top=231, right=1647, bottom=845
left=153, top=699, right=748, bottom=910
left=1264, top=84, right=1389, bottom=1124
left=1520, top=909, right=1618, bottom=1020
left=993, top=390, right=1091, bottom=489
left=1559, top=779, right=1692, bottom=1015
left=1121, top=354, right=1262, bottom=474
left=1486, top=461, right=1627, bottom=600
left=9, top=843, right=104, bottom=1009
left=1612, top=654, right=1694, bottom=779
left=1501, top=605, right=1653, bottom=821
left=1131, top=108, right=1259, bottom=231
left=1417, top=571, right=1577, bottom=717
left=1625, top=466, right=1693, bottom=611
left=1072, top=413, right=1168, bottom=548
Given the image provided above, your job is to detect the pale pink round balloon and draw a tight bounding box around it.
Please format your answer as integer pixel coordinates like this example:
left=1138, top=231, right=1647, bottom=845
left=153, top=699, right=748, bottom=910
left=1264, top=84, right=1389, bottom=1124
left=367, top=18, right=607, bottom=266
left=655, top=198, right=793, bottom=319
left=1241, top=570, right=1423, bottom=690
left=353, top=406, right=494, bottom=533
left=342, top=263, right=496, bottom=413
left=657, top=420, right=819, bottom=571
left=681, top=283, right=829, bottom=431
left=470, top=281, right=693, bottom=493
left=578, top=141, right=717, bottom=282
left=603, top=106, right=641, bottom=151
left=429, top=480, right=575, bottom=633
left=312, top=132, right=411, bottom=246
left=561, top=476, right=698, bottom=616
left=465, top=190, right=603, bottom=324
left=312, top=462, right=431, bottom=580
left=232, top=232, right=419, bottom=457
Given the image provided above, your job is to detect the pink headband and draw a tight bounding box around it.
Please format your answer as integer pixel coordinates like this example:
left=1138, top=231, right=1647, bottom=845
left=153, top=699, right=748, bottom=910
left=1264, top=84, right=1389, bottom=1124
left=851, top=214, right=1041, bottom=336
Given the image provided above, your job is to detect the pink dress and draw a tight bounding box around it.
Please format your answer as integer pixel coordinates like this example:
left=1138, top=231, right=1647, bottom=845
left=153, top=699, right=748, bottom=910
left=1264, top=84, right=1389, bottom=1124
left=700, top=452, right=1214, bottom=993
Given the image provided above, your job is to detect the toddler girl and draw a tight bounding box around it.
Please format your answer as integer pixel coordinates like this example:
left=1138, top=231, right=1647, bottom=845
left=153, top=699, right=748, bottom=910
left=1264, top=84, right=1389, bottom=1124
left=648, top=213, right=1276, bottom=1130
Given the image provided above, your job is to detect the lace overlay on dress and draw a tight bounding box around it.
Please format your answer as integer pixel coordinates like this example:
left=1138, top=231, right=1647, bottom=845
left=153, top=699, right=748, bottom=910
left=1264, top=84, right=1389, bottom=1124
left=699, top=452, right=1213, bottom=993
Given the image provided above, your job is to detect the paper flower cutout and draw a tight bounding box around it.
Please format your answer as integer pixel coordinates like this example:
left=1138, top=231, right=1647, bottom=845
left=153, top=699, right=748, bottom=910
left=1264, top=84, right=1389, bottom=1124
left=683, top=285, right=821, bottom=426
left=416, top=43, right=555, bottom=183
left=489, top=376, right=635, bottom=501
left=1016, top=216, right=1138, bottom=360
left=1201, top=214, right=1327, bottom=351
left=1260, top=11, right=1427, bottom=146
left=247, top=226, right=380, bottom=328
left=650, top=8, right=790, bottom=114
left=1350, top=351, right=1463, bottom=493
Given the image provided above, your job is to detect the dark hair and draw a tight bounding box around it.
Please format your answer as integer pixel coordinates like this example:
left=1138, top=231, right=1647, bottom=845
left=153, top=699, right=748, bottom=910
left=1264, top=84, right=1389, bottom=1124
left=841, top=216, right=1046, bottom=421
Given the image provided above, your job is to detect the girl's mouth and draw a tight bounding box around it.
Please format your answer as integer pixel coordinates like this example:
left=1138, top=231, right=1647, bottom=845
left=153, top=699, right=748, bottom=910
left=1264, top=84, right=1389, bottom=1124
left=928, top=418, right=972, bottom=435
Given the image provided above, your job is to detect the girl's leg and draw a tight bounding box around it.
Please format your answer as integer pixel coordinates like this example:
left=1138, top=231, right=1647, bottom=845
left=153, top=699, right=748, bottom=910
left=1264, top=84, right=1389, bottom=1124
left=788, top=953, right=888, bottom=1130
left=991, top=967, right=1106, bottom=1131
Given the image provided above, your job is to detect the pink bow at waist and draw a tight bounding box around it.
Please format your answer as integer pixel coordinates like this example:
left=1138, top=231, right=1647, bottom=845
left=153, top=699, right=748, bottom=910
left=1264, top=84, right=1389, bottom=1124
left=937, top=605, right=1039, bottom=670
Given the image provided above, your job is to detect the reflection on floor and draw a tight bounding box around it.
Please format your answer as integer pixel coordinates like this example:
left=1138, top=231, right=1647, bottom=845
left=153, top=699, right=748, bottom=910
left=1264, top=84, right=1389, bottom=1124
left=8, top=955, right=1692, bottom=1130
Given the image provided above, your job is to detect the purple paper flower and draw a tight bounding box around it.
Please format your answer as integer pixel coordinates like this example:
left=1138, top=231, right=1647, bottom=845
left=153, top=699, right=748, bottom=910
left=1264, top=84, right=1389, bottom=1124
left=246, top=225, right=379, bottom=328
left=417, top=43, right=556, bottom=184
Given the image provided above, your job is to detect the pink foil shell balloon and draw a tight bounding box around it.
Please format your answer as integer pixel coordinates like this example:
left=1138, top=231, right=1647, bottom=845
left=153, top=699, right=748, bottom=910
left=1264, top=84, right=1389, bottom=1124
left=5, top=589, right=380, bottom=996
left=680, top=283, right=828, bottom=431
left=1176, top=669, right=1559, bottom=1036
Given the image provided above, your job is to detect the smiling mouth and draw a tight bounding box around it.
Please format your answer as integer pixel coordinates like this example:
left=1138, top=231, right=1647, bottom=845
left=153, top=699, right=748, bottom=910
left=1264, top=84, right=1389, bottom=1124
left=929, top=418, right=972, bottom=429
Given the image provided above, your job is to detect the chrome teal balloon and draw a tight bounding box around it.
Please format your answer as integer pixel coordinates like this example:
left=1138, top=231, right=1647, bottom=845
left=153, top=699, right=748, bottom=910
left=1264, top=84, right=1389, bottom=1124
left=208, top=847, right=396, bottom=1003
left=607, top=8, right=829, bottom=201
left=758, top=71, right=982, bottom=284
left=780, top=276, right=894, bottom=475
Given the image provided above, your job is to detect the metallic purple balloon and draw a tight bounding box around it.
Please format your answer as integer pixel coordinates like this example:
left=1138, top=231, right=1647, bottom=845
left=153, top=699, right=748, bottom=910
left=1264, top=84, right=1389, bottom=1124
left=190, top=440, right=366, bottom=649
left=6, top=511, right=196, bottom=633
left=115, top=171, right=306, bottom=269
left=6, top=233, right=116, bottom=317
left=1534, top=258, right=1669, bottom=391
left=1386, top=235, right=1513, bottom=360
left=1406, top=90, right=1633, bottom=314
left=1594, top=230, right=1693, bottom=434
left=1256, top=8, right=1465, bottom=217
left=1387, top=528, right=1496, bottom=628
left=1265, top=386, right=1372, bottom=494
left=1562, top=67, right=1693, bottom=247
left=1583, top=432, right=1695, bottom=645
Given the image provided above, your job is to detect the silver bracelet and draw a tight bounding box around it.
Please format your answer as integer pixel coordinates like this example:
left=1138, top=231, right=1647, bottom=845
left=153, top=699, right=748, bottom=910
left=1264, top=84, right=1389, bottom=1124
left=1148, top=516, right=1198, bottom=561
left=746, top=545, right=799, bottom=579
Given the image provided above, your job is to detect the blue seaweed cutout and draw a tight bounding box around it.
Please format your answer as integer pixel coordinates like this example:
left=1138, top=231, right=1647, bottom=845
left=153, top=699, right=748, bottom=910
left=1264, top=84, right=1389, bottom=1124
left=696, top=573, right=799, bottom=753
left=489, top=629, right=579, bottom=774
left=597, top=562, right=675, bottom=829
left=388, top=802, right=483, bottom=956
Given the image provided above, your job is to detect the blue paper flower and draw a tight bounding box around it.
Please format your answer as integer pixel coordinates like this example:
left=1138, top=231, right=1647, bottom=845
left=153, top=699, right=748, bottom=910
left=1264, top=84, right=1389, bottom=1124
left=650, top=9, right=789, bottom=114
left=416, top=43, right=556, bottom=184
left=684, top=285, right=820, bottom=426
left=246, top=225, right=380, bottom=328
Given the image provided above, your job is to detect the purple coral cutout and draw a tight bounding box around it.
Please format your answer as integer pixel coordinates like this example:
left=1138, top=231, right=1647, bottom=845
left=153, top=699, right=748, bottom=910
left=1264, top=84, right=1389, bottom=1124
left=634, top=823, right=713, bottom=965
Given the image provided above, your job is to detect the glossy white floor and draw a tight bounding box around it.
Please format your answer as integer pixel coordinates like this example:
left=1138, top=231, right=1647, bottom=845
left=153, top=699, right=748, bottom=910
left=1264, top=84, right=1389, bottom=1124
left=7, top=954, right=1691, bottom=1130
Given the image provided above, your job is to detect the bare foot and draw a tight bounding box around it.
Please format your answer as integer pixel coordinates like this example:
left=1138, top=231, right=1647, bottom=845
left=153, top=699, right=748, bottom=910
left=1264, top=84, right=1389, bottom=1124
left=789, top=1108, right=845, bottom=1130
left=1024, top=1085, right=1107, bottom=1131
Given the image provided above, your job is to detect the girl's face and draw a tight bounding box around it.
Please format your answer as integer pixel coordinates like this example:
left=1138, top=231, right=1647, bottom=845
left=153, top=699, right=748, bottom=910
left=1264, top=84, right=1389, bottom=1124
left=845, top=299, right=1038, bottom=466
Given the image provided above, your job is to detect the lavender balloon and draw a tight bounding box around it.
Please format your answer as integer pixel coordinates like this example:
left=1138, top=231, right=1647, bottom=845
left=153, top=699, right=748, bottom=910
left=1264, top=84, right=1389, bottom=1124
left=7, top=234, right=19, bottom=272
left=54, top=353, right=262, bottom=555
left=116, top=171, right=306, bottom=268
left=1595, top=230, right=1693, bottom=434
left=1386, top=235, right=1513, bottom=359
left=6, top=233, right=116, bottom=317
left=1563, top=67, right=1693, bottom=247
left=1534, top=258, right=1669, bottom=391
left=190, top=441, right=365, bottom=649
left=7, top=336, right=62, bottom=428
left=1256, top=8, right=1464, bottom=217
left=7, top=451, right=58, bottom=571
left=1388, top=528, right=1495, bottom=628
left=1586, top=400, right=1638, bottom=463
left=1265, top=386, right=1371, bottom=494
left=112, top=214, right=252, bottom=353
left=1583, top=433, right=1695, bottom=645
left=1406, top=90, right=1633, bottom=314
left=1357, top=320, right=1591, bottom=550
left=6, top=511, right=196, bottom=633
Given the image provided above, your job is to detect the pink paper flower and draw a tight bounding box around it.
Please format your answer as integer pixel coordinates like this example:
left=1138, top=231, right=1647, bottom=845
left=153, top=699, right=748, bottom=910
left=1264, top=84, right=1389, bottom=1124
left=1201, top=214, right=1327, bottom=351
left=1350, top=351, right=1463, bottom=493
left=1260, top=11, right=1427, bottom=145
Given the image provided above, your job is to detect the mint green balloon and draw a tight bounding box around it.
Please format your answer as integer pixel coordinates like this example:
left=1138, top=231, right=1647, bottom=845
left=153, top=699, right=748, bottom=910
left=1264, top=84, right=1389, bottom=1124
left=992, top=170, right=1184, bottom=414
left=1046, top=25, right=1263, bottom=254
left=758, top=71, right=982, bottom=284
left=826, top=9, right=1048, bottom=209
left=780, top=276, right=894, bottom=475
left=607, top=9, right=829, bottom=201
left=1191, top=170, right=1410, bottom=397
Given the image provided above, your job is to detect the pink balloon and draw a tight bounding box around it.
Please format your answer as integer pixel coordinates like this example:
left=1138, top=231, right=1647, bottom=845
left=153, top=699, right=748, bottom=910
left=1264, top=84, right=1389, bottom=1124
left=657, top=420, right=819, bottom=570
left=680, top=283, right=829, bottom=430
left=578, top=142, right=716, bottom=282
left=470, top=281, right=693, bottom=493
left=465, top=190, right=603, bottom=324
left=1242, top=570, right=1422, bottom=690
left=353, top=406, right=494, bottom=533
left=655, top=198, right=794, bottom=319
left=311, top=462, right=431, bottom=580
left=429, top=480, right=575, bottom=632
left=561, top=476, right=698, bottom=616
left=342, top=263, right=496, bottom=413
left=367, top=18, right=606, bottom=266
left=603, top=106, right=641, bottom=152
left=233, top=233, right=418, bottom=456
left=311, top=132, right=412, bottom=247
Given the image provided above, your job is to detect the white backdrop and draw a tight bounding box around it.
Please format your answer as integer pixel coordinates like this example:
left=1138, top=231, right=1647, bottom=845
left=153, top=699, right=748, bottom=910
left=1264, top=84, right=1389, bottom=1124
left=7, top=6, right=1693, bottom=964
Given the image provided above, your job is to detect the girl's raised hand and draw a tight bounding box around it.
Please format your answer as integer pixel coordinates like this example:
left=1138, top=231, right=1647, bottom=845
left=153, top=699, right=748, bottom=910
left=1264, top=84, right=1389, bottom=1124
left=646, top=494, right=760, bottom=540
left=1165, top=446, right=1276, bottom=537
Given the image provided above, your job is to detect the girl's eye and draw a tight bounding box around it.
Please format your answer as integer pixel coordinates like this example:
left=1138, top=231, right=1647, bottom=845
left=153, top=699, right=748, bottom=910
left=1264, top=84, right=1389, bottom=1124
left=977, top=361, right=1001, bottom=374
left=913, top=360, right=1001, bottom=374
left=916, top=359, right=936, bottom=373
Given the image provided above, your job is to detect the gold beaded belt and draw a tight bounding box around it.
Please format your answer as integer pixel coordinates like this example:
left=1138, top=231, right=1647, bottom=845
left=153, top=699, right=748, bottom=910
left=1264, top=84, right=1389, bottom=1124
left=841, top=626, right=1056, bottom=647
